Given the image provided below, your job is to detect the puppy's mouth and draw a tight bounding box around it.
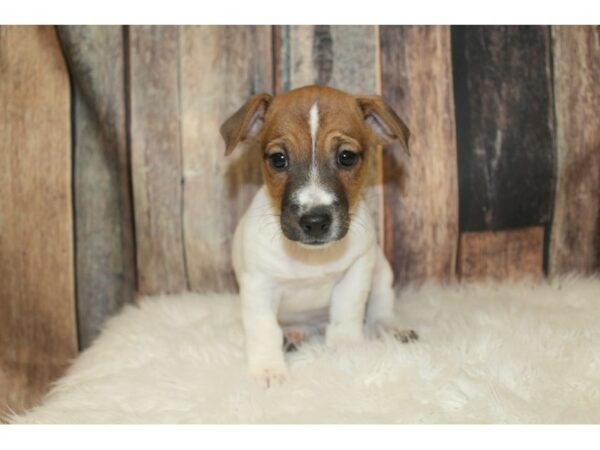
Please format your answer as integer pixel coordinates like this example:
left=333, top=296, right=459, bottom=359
left=297, top=238, right=336, bottom=248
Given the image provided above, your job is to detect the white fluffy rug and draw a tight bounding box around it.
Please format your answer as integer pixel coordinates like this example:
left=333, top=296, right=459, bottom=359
left=9, top=277, right=600, bottom=424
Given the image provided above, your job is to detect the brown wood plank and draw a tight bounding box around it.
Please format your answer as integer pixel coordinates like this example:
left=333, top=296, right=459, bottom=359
left=276, top=25, right=385, bottom=244
left=0, top=26, right=77, bottom=414
left=458, top=227, right=544, bottom=282
left=549, top=26, right=600, bottom=276
left=57, top=26, right=136, bottom=348
left=129, top=26, right=188, bottom=295
left=181, top=26, right=273, bottom=292
left=380, top=26, right=459, bottom=285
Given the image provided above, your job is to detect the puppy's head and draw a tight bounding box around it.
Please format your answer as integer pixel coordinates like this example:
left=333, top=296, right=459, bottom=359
left=221, top=85, right=409, bottom=247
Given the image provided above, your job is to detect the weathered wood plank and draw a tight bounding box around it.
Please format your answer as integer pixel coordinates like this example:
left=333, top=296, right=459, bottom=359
left=458, top=227, right=544, bottom=282
left=380, top=26, right=459, bottom=285
left=276, top=25, right=385, bottom=243
left=57, top=26, right=136, bottom=348
left=549, top=26, right=600, bottom=276
left=452, top=26, right=556, bottom=232
left=0, top=26, right=77, bottom=414
left=129, top=26, right=188, bottom=294
left=181, top=26, right=273, bottom=292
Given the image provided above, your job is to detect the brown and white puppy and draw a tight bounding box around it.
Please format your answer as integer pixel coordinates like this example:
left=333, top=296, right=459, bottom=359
left=221, top=85, right=416, bottom=386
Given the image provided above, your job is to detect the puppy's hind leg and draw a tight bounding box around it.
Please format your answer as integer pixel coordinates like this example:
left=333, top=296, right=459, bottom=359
left=366, top=246, right=418, bottom=343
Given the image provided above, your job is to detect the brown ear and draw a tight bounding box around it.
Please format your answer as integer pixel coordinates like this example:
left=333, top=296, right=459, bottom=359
left=220, top=93, right=273, bottom=155
left=356, top=96, right=410, bottom=155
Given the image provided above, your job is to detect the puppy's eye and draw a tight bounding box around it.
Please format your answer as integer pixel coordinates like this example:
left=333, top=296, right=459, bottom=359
left=268, top=152, right=288, bottom=170
left=337, top=150, right=358, bottom=168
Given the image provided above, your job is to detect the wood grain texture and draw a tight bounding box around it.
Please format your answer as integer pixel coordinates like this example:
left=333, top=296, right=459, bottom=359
left=380, top=26, right=459, bottom=285
left=0, top=26, right=77, bottom=414
left=549, top=26, right=600, bottom=276
left=458, top=227, right=544, bottom=282
left=276, top=25, right=385, bottom=243
left=129, top=26, right=188, bottom=294
left=181, top=26, right=273, bottom=292
left=452, top=26, right=556, bottom=232
left=57, top=26, right=136, bottom=348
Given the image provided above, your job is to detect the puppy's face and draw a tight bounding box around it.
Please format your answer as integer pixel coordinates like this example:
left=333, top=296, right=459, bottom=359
left=221, top=85, right=409, bottom=247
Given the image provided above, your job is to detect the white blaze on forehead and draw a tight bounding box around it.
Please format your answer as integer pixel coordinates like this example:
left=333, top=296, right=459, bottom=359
left=309, top=101, right=319, bottom=168
left=295, top=101, right=336, bottom=208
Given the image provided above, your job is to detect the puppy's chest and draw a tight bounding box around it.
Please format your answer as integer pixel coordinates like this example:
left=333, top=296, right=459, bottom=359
left=276, top=271, right=342, bottom=323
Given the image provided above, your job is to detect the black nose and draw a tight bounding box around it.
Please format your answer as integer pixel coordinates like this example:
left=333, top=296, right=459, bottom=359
left=299, top=212, right=332, bottom=237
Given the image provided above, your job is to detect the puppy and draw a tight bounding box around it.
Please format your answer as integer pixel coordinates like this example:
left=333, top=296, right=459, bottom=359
left=220, top=85, right=416, bottom=386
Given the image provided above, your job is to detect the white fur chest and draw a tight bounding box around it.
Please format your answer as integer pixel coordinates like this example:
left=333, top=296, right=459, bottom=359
left=232, top=187, right=376, bottom=323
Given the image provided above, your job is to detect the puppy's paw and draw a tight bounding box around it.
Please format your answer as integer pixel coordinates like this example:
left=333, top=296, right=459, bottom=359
left=392, top=328, right=419, bottom=343
left=249, top=362, right=288, bottom=388
left=367, top=320, right=418, bottom=343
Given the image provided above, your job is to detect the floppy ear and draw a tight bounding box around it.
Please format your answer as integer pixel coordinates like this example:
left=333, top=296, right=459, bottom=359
left=220, top=93, right=273, bottom=155
left=356, top=96, right=410, bottom=155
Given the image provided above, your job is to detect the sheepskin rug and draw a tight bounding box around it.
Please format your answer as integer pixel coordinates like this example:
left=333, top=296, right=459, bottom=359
left=9, top=277, right=600, bottom=424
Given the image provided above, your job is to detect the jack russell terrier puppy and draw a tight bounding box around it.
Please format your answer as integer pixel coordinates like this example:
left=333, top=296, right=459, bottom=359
left=221, top=85, right=417, bottom=386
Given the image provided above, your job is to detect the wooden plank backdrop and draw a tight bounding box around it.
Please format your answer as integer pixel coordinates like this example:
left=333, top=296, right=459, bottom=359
left=452, top=26, right=556, bottom=232
left=380, top=26, right=459, bottom=285
left=2, top=25, right=600, bottom=415
left=549, top=26, right=600, bottom=276
left=0, top=26, right=77, bottom=414
left=180, top=26, right=273, bottom=293
left=130, top=26, right=188, bottom=295
left=451, top=26, right=556, bottom=280
left=57, top=26, right=136, bottom=349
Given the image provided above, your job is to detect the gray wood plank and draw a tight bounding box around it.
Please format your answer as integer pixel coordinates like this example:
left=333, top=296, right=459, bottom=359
left=129, top=25, right=188, bottom=295
left=57, top=25, right=136, bottom=348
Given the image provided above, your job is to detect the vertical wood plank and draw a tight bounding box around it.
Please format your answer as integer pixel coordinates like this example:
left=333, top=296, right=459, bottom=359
left=129, top=26, right=188, bottom=294
left=276, top=25, right=385, bottom=243
left=0, top=26, right=77, bottom=413
left=452, top=26, right=556, bottom=232
left=458, top=227, right=544, bottom=282
left=57, top=26, right=136, bottom=348
left=181, top=26, right=273, bottom=292
left=549, top=26, right=600, bottom=275
left=380, top=26, right=459, bottom=285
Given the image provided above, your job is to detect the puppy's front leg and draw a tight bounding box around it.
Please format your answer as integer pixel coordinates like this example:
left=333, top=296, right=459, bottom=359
left=326, top=248, right=376, bottom=346
left=239, top=274, right=287, bottom=386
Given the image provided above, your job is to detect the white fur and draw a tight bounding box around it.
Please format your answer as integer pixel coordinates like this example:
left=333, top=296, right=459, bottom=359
left=294, top=181, right=335, bottom=208
left=309, top=101, right=319, bottom=167
left=9, top=276, right=600, bottom=423
left=232, top=187, right=386, bottom=384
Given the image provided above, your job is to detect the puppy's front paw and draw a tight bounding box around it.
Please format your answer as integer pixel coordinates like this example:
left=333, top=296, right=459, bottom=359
left=393, top=328, right=419, bottom=343
left=249, top=362, right=288, bottom=388
left=368, top=320, right=418, bottom=343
